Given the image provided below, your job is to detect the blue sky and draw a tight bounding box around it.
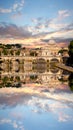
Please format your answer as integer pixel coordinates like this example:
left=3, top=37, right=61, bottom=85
left=0, top=0, right=73, bottom=46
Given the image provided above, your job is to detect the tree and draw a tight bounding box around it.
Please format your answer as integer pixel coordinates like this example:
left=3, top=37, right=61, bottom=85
left=15, top=44, right=21, bottom=48
left=58, top=48, right=68, bottom=56
left=68, top=40, right=73, bottom=66
left=15, top=50, right=20, bottom=55
left=30, top=51, right=37, bottom=56
left=5, top=44, right=12, bottom=49
left=2, top=49, right=8, bottom=55
left=10, top=50, right=14, bottom=55
left=68, top=40, right=73, bottom=57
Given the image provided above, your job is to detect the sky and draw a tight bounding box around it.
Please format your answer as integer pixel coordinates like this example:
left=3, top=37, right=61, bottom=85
left=0, top=0, right=73, bottom=47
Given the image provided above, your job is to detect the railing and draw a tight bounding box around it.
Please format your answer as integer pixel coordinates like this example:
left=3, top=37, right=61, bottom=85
left=55, top=63, right=73, bottom=73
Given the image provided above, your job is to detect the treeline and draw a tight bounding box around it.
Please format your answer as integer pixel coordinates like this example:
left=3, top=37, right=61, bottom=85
left=0, top=43, right=22, bottom=56
left=0, top=43, right=21, bottom=49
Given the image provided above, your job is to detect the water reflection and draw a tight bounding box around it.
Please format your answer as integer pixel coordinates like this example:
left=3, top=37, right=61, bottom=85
left=0, top=60, right=73, bottom=130
left=0, top=67, right=71, bottom=92
left=68, top=73, right=73, bottom=91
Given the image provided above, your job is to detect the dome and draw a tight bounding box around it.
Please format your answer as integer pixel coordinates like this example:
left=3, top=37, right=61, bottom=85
left=49, top=40, right=56, bottom=44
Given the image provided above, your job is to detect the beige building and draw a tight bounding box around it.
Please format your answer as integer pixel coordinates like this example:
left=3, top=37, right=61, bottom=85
left=41, top=43, right=60, bottom=57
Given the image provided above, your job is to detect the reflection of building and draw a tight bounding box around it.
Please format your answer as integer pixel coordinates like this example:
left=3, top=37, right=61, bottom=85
left=0, top=71, right=68, bottom=88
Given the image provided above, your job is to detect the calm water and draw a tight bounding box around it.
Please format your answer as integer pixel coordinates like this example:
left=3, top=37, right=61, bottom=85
left=0, top=62, right=73, bottom=130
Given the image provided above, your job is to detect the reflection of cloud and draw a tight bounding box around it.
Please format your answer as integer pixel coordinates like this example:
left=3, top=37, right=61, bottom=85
left=0, top=87, right=73, bottom=107
left=0, top=118, right=24, bottom=130
left=0, top=87, right=73, bottom=123
left=11, top=112, right=24, bottom=120
left=29, top=97, right=73, bottom=122
left=59, top=114, right=71, bottom=122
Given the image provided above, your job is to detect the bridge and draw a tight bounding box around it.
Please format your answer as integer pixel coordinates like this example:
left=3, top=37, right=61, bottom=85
left=0, top=55, right=61, bottom=62
left=55, top=63, right=73, bottom=73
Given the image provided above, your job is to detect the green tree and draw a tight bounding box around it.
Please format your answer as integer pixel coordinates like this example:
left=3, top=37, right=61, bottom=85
left=10, top=50, right=14, bottom=55
left=58, top=48, right=68, bottom=56
left=67, top=40, right=73, bottom=66
left=30, top=51, right=37, bottom=56
left=5, top=44, right=12, bottom=49
left=68, top=40, right=73, bottom=57
left=2, top=49, right=8, bottom=55
left=15, top=50, right=20, bottom=55
left=0, top=51, right=1, bottom=56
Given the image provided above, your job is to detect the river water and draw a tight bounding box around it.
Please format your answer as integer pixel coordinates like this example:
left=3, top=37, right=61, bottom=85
left=0, top=63, right=73, bottom=130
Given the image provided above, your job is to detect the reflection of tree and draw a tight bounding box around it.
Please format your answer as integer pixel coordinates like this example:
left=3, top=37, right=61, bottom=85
left=15, top=76, right=20, bottom=81
left=6, top=59, right=12, bottom=72
left=0, top=75, right=21, bottom=88
left=68, top=73, right=73, bottom=91
left=30, top=75, right=38, bottom=80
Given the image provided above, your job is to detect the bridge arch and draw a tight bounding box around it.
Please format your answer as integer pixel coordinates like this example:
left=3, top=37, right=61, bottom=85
left=50, top=58, right=59, bottom=63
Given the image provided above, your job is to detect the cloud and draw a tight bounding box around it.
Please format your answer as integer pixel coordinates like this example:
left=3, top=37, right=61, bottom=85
left=41, top=37, right=73, bottom=45
left=0, top=19, right=73, bottom=46
left=32, top=17, right=43, bottom=24
left=64, top=22, right=73, bottom=31
left=31, top=10, right=71, bottom=32
left=0, top=22, right=32, bottom=39
left=34, top=10, right=71, bottom=32
left=12, top=0, right=25, bottom=12
left=12, top=3, right=19, bottom=11
left=31, top=15, right=71, bottom=36
left=0, top=0, right=25, bottom=14
left=36, top=21, right=73, bottom=42
left=0, top=8, right=12, bottom=13
left=11, top=12, right=23, bottom=19
left=58, top=10, right=70, bottom=20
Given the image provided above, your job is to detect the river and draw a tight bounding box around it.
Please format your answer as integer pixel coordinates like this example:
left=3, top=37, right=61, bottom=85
left=0, top=62, right=73, bottom=130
